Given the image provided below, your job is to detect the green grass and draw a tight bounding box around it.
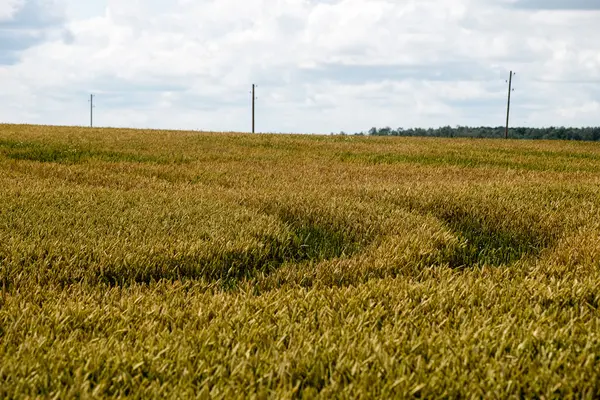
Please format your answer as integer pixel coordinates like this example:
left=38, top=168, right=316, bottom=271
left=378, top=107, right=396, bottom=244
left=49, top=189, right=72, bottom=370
left=0, top=138, right=191, bottom=165
left=1, top=124, right=600, bottom=398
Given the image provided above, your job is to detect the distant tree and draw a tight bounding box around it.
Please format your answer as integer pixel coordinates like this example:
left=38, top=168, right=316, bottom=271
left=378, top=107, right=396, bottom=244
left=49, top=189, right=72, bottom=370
left=378, top=127, right=392, bottom=136
left=366, top=125, right=600, bottom=142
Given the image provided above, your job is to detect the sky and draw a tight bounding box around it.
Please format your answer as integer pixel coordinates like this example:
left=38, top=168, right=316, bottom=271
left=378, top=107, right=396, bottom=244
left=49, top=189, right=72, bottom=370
left=0, top=0, right=599, bottom=134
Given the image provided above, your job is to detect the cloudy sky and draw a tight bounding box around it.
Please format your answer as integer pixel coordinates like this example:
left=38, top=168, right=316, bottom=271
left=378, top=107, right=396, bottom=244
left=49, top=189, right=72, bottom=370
left=1, top=0, right=599, bottom=133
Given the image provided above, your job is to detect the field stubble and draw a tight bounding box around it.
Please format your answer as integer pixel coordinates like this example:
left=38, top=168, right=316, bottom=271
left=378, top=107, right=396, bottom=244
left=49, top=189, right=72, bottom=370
left=1, top=124, right=600, bottom=398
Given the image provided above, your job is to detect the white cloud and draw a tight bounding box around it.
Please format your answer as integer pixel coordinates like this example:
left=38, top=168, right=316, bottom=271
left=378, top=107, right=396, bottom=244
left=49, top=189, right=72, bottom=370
left=0, top=0, right=24, bottom=21
left=1, top=0, right=599, bottom=133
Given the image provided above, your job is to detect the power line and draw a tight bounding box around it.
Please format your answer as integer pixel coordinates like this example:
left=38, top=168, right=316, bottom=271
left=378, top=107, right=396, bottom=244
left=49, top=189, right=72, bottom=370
left=89, top=94, right=95, bottom=128
left=252, top=84, right=256, bottom=134
left=505, top=71, right=515, bottom=139
left=531, top=79, right=600, bottom=84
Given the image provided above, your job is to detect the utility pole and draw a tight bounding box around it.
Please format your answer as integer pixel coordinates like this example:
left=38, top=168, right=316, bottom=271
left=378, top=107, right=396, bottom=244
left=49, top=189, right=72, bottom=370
left=251, top=84, right=255, bottom=134
left=90, top=94, right=95, bottom=128
left=505, top=71, right=514, bottom=139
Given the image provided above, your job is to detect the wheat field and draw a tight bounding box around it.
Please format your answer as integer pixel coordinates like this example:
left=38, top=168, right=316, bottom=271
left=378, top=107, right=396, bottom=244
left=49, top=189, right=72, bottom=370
left=1, top=123, right=600, bottom=398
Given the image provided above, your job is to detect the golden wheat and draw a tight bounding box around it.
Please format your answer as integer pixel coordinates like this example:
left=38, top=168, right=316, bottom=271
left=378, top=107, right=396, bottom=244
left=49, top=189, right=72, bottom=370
left=1, top=124, right=600, bottom=398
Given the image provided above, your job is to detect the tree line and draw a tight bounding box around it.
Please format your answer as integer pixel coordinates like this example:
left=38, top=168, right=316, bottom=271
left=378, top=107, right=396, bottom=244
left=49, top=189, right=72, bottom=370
left=353, top=126, right=600, bottom=141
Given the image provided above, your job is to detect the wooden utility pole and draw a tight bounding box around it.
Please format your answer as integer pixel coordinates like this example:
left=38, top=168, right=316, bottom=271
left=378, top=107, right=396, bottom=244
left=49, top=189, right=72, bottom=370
left=505, top=71, right=514, bottom=139
left=252, top=84, right=255, bottom=134
left=90, top=94, right=95, bottom=128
